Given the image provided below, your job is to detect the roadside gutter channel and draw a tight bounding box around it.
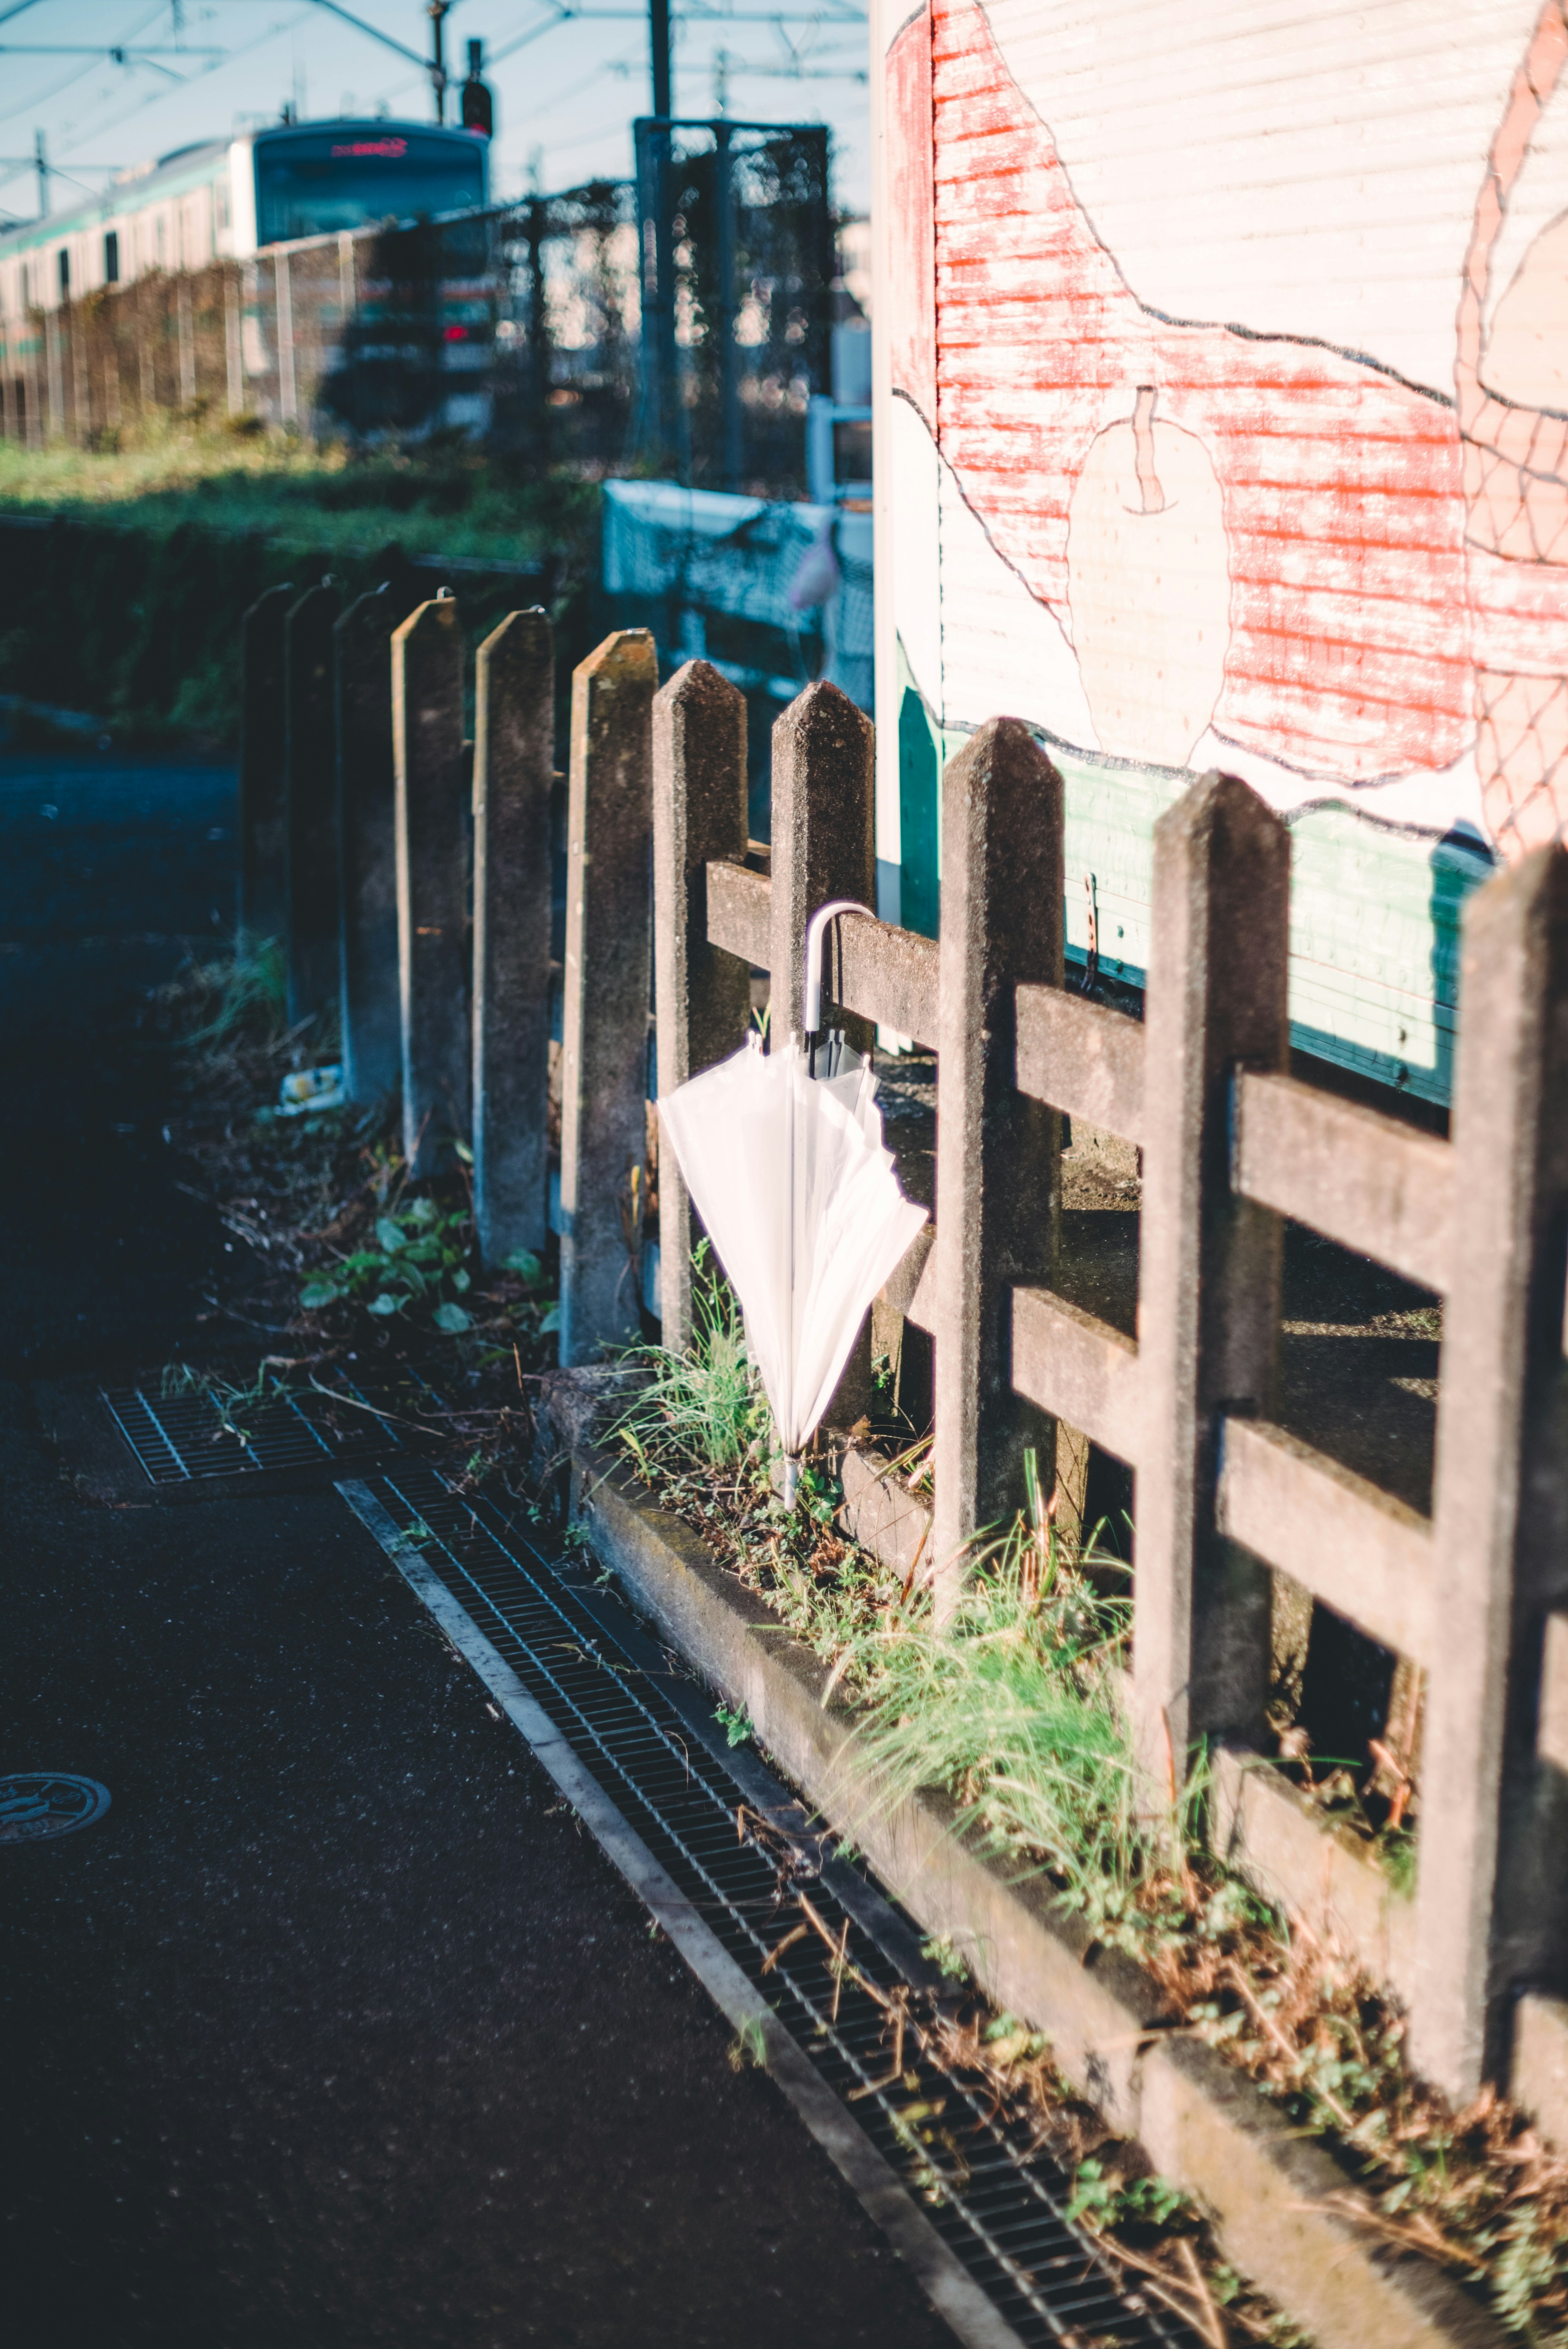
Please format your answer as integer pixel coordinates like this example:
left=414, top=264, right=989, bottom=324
left=339, top=1475, right=1031, bottom=2349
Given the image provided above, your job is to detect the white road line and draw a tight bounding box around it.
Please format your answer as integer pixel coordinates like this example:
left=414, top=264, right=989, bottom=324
left=336, top=1477, right=1028, bottom=2349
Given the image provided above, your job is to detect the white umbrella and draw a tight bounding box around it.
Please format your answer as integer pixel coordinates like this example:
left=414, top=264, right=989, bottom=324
left=658, top=901, right=929, bottom=1500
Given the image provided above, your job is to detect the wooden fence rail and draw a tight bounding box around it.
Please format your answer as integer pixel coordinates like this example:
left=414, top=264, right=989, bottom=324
left=238, top=600, right=1568, bottom=2129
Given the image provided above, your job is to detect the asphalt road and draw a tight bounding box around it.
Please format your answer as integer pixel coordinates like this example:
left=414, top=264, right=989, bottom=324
left=0, top=738, right=951, bottom=2349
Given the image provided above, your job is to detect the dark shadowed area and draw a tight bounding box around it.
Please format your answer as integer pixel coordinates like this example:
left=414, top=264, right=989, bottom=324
left=0, top=734, right=952, bottom=2349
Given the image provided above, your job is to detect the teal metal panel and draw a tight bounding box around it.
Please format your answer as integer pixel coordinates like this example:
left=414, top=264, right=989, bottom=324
left=891, top=636, right=1490, bottom=1105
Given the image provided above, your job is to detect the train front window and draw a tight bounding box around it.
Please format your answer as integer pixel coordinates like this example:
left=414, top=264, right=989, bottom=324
left=254, top=129, right=485, bottom=245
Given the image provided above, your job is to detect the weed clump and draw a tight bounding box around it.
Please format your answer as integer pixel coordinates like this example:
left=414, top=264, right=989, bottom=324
left=842, top=1529, right=1193, bottom=1953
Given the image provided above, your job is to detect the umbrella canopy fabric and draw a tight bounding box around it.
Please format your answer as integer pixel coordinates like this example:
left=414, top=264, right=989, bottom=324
left=657, top=1034, right=927, bottom=1468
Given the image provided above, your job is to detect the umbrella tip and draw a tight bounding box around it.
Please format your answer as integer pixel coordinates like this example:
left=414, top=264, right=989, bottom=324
left=782, top=1455, right=801, bottom=1509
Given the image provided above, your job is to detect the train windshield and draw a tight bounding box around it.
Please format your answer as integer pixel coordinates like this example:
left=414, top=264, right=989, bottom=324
left=254, top=128, right=486, bottom=244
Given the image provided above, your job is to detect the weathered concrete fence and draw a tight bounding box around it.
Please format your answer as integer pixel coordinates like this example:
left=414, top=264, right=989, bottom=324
left=238, top=602, right=1568, bottom=2137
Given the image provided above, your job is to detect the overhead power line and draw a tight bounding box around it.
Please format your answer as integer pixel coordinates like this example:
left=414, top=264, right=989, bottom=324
left=0, top=45, right=225, bottom=56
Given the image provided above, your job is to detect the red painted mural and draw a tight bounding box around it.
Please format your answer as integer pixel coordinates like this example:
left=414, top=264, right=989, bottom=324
left=889, top=0, right=1568, bottom=856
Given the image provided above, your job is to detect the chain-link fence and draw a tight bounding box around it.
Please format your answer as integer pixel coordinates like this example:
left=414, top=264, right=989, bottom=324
left=634, top=119, right=833, bottom=497
left=0, top=137, right=844, bottom=499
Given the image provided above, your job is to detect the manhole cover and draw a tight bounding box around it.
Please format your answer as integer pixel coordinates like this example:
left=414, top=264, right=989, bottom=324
left=0, top=1774, right=112, bottom=1844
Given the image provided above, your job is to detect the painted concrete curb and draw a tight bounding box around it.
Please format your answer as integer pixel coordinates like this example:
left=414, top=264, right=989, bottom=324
left=572, top=1444, right=1506, bottom=2349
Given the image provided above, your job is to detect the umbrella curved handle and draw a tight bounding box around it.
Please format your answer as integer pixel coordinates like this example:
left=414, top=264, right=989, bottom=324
left=802, top=898, right=872, bottom=1036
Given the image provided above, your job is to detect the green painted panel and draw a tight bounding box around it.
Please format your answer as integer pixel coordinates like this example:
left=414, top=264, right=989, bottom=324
left=889, top=636, right=1490, bottom=1105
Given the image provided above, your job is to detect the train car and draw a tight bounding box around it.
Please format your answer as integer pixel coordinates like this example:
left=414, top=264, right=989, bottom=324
left=0, top=119, right=488, bottom=323
left=871, top=0, right=1568, bottom=1103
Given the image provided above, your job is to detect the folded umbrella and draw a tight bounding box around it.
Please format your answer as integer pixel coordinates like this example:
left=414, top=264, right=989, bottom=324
left=657, top=902, right=929, bottom=1500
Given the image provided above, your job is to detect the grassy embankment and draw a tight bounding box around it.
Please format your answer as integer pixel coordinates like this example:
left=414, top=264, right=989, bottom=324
left=0, top=421, right=602, bottom=746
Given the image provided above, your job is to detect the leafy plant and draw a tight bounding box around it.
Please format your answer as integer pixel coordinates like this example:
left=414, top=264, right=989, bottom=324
left=792, top=1458, right=841, bottom=1526
left=715, top=1703, right=754, bottom=1749
left=500, top=1246, right=560, bottom=1334
left=299, top=1193, right=477, bottom=1331
left=1065, top=2159, right=1192, bottom=2233
left=920, top=1934, right=970, bottom=1984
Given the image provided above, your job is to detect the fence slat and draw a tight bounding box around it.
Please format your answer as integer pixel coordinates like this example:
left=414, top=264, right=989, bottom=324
left=768, top=681, right=875, bottom=1042
left=833, top=913, right=938, bottom=1049
left=284, top=578, right=342, bottom=1029
left=238, top=580, right=294, bottom=943
left=1011, top=1285, right=1141, bottom=1467
left=335, top=586, right=401, bottom=1103
left=653, top=660, right=750, bottom=1352
left=392, top=594, right=471, bottom=1179
left=1541, top=1612, right=1568, bottom=1776
left=706, top=859, right=770, bottom=967
left=1414, top=844, right=1568, bottom=2103
left=882, top=1225, right=935, bottom=1328
left=1215, top=1417, right=1434, bottom=1667
left=559, top=630, right=657, bottom=1365
left=766, top=679, right=878, bottom=1420
left=706, top=871, right=942, bottom=1049
left=472, top=608, right=555, bottom=1268
left=1134, top=772, right=1290, bottom=1782
left=1014, top=985, right=1146, bottom=1143
left=933, top=719, right=1065, bottom=1604
left=1233, top=1068, right=1453, bottom=1295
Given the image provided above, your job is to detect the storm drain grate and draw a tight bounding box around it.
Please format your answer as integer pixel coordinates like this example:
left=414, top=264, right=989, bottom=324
left=354, top=1464, right=1198, bottom=2349
left=102, top=1372, right=430, bottom=1484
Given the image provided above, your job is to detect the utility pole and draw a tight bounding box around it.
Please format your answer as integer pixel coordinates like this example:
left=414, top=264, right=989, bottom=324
left=34, top=127, right=47, bottom=218
left=642, top=0, right=675, bottom=474
left=649, top=0, right=670, bottom=118
left=427, top=0, right=450, bottom=123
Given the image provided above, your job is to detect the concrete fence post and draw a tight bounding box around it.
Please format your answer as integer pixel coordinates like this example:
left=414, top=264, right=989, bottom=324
left=335, top=585, right=401, bottom=1103
left=1134, top=772, right=1290, bottom=1790
left=472, top=607, right=555, bottom=1268
left=559, top=629, right=657, bottom=1365
left=652, top=659, right=750, bottom=1352
left=1414, top=843, right=1568, bottom=2104
left=238, top=580, right=294, bottom=943
left=931, top=720, right=1063, bottom=1611
left=392, top=593, right=471, bottom=1180
left=768, top=680, right=875, bottom=1044
left=283, top=577, right=342, bottom=1029
left=768, top=678, right=877, bottom=1419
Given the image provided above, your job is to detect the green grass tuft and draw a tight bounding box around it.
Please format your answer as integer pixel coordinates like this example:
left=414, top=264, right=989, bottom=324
left=837, top=1522, right=1207, bottom=1952
left=612, top=1252, right=768, bottom=1479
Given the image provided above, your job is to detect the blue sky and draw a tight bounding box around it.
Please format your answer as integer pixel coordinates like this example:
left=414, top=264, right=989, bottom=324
left=0, top=0, right=870, bottom=225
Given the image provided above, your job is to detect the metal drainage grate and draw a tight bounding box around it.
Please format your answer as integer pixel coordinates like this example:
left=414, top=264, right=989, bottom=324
left=102, top=1372, right=431, bottom=1485
left=353, top=1464, right=1198, bottom=2349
